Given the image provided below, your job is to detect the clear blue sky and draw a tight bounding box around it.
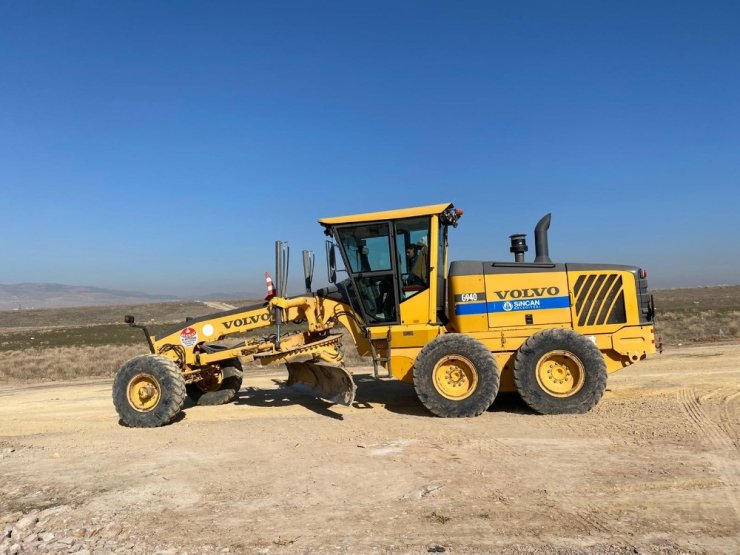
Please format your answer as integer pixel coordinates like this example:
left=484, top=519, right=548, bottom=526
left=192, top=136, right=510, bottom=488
left=1, top=1, right=738, bottom=296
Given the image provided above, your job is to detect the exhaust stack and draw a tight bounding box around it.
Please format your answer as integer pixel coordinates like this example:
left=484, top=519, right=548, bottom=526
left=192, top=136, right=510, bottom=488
left=534, top=213, right=552, bottom=264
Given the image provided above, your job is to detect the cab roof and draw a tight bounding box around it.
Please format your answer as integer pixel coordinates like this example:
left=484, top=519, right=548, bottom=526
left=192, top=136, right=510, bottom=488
left=319, top=202, right=453, bottom=227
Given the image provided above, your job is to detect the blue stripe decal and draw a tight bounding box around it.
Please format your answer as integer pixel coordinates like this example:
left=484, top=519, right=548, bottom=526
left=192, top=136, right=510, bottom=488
left=455, top=296, right=571, bottom=316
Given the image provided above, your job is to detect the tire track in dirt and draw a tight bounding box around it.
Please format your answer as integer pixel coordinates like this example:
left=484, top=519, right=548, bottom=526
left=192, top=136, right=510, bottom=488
left=697, top=387, right=740, bottom=450
left=678, top=388, right=735, bottom=451
left=678, top=387, right=740, bottom=519
left=476, top=438, right=528, bottom=457
left=470, top=435, right=617, bottom=538
left=696, top=387, right=740, bottom=449
left=451, top=437, right=528, bottom=457
left=543, top=494, right=626, bottom=542
left=569, top=505, right=612, bottom=534
left=720, top=391, right=740, bottom=451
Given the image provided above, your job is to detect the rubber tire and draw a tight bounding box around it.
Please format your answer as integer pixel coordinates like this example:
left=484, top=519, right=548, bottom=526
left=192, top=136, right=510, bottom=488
left=113, top=354, right=186, bottom=428
left=513, top=328, right=607, bottom=415
left=186, top=358, right=243, bottom=406
left=413, top=334, right=500, bottom=417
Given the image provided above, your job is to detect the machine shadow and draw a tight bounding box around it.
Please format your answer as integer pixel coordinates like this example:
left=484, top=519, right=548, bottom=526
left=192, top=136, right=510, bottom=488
left=487, top=392, right=533, bottom=415
left=233, top=375, right=428, bottom=418
left=234, top=383, right=345, bottom=420
left=351, top=374, right=428, bottom=416
left=233, top=373, right=534, bottom=418
left=351, top=374, right=535, bottom=416
left=117, top=411, right=186, bottom=428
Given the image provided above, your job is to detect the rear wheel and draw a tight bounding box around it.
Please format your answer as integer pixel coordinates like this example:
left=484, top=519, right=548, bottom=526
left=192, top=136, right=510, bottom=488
left=413, top=334, right=499, bottom=417
left=113, top=354, right=186, bottom=428
left=186, top=358, right=243, bottom=406
left=514, top=328, right=607, bottom=414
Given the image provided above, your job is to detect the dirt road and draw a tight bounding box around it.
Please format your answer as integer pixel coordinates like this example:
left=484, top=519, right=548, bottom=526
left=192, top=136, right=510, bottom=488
left=200, top=301, right=238, bottom=311
left=1, top=343, right=739, bottom=554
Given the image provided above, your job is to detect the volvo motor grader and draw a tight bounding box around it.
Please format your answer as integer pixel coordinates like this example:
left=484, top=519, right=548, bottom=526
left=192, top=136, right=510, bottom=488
left=114, top=203, right=656, bottom=427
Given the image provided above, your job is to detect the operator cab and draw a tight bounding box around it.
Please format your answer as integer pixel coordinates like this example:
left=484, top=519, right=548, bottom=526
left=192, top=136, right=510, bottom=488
left=318, top=203, right=462, bottom=326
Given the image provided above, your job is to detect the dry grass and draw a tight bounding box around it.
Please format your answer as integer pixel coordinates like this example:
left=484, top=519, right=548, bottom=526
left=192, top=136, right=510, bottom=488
left=652, top=285, right=740, bottom=311
left=0, top=344, right=146, bottom=383
left=652, top=285, right=740, bottom=345
left=0, top=331, right=364, bottom=384
left=0, top=300, right=257, bottom=330
left=654, top=310, right=739, bottom=345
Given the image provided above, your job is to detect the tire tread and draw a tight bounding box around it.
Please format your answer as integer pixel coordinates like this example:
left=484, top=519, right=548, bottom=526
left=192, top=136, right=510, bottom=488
left=513, top=328, right=607, bottom=414
left=112, top=354, right=186, bottom=428
left=413, top=334, right=499, bottom=418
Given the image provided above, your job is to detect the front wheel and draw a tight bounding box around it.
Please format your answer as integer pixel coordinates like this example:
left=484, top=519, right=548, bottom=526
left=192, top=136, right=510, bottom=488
left=113, top=354, right=186, bottom=428
left=513, top=328, right=607, bottom=414
left=413, top=334, right=499, bottom=417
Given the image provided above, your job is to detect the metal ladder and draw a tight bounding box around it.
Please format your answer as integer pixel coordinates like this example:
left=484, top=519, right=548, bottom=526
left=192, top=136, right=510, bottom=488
left=367, top=329, right=392, bottom=379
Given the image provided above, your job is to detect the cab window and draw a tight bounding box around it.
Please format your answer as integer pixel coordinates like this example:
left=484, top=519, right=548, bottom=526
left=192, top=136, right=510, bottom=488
left=395, top=217, right=430, bottom=300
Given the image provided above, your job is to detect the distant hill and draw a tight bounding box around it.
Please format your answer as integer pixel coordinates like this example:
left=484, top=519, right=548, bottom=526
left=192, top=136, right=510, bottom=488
left=0, top=283, right=180, bottom=310
left=200, top=291, right=262, bottom=301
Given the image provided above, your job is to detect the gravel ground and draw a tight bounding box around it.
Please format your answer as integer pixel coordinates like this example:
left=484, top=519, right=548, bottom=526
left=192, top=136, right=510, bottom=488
left=1, top=342, right=738, bottom=554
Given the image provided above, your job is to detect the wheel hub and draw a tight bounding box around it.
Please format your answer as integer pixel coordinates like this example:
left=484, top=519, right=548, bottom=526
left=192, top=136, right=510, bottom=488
left=535, top=350, right=585, bottom=397
left=446, top=367, right=464, bottom=384
left=138, top=384, right=156, bottom=401
left=127, top=373, right=162, bottom=412
left=433, top=355, right=478, bottom=400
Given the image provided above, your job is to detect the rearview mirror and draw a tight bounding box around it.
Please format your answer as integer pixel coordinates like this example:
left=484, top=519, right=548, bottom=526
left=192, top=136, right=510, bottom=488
left=325, top=240, right=337, bottom=284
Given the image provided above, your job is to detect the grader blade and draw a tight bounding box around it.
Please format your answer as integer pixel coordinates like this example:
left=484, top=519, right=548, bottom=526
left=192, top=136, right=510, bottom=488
left=285, top=361, right=356, bottom=406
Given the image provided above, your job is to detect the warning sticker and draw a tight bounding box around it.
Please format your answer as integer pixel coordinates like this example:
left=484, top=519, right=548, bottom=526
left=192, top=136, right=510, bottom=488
left=180, top=327, right=198, bottom=347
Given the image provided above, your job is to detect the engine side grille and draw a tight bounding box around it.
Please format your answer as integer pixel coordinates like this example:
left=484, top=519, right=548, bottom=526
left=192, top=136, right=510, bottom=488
left=636, top=274, right=653, bottom=323
left=573, top=274, right=626, bottom=327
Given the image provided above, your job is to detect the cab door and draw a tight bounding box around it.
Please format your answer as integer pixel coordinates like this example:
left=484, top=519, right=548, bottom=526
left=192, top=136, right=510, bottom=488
left=394, top=216, right=433, bottom=326
left=335, top=222, right=399, bottom=325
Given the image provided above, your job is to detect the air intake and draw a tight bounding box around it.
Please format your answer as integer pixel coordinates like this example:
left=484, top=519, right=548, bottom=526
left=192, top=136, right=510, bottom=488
left=573, top=274, right=627, bottom=326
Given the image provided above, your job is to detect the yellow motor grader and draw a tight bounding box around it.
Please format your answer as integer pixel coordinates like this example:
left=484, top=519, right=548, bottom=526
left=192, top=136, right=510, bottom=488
left=113, top=203, right=656, bottom=427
